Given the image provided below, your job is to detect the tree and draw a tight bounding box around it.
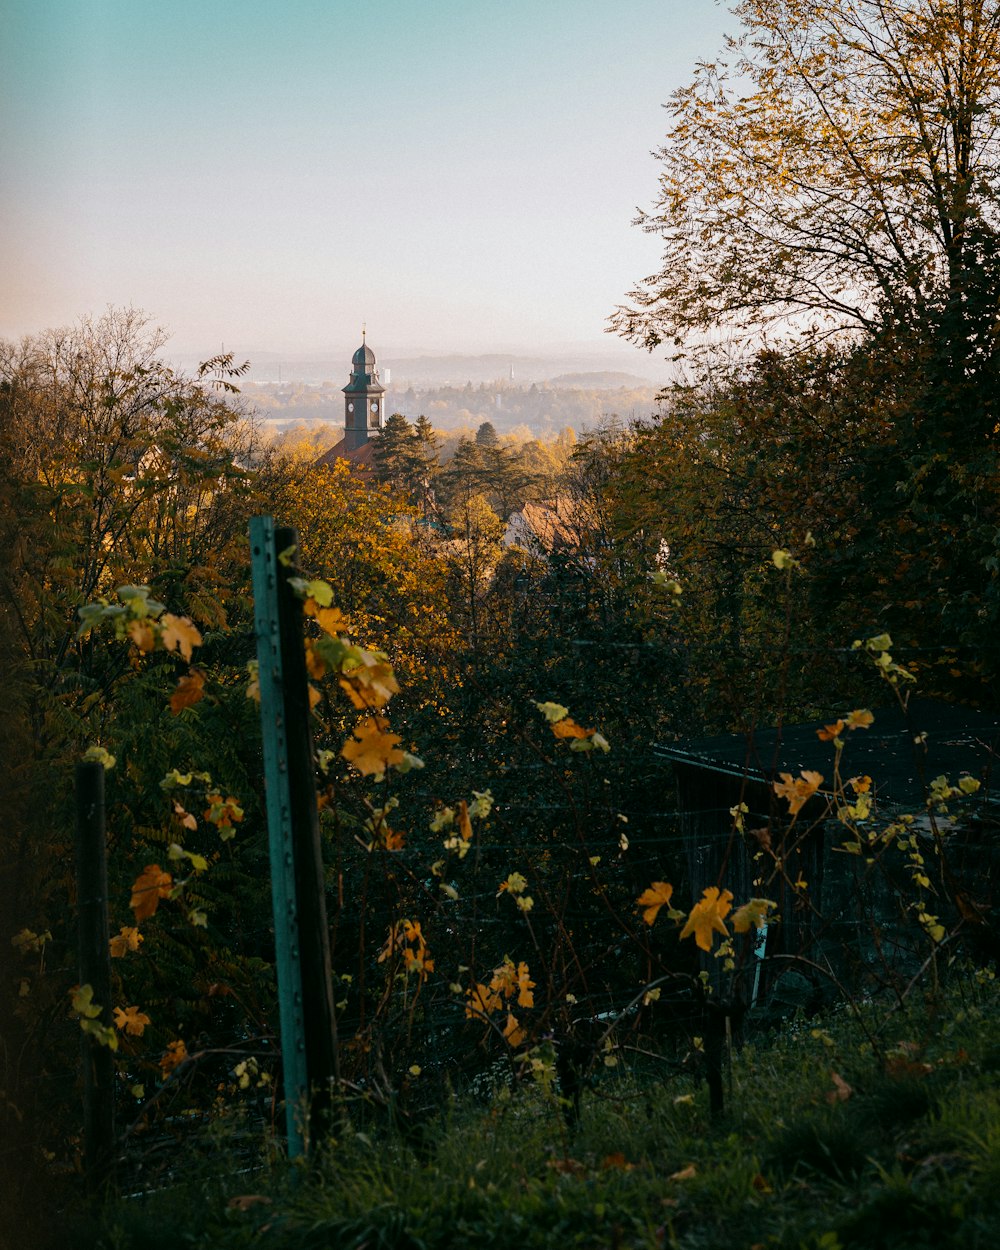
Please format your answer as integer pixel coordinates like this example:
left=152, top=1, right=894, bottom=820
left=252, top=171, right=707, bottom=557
left=612, top=0, right=1000, bottom=355
left=278, top=458, right=456, bottom=696
left=372, top=412, right=420, bottom=490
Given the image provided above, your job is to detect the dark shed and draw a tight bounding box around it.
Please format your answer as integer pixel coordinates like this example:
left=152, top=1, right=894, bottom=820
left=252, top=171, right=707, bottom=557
left=653, top=700, right=1000, bottom=1002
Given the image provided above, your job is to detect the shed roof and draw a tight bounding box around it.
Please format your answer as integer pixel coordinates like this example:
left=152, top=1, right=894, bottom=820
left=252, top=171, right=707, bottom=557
left=653, top=699, right=1000, bottom=807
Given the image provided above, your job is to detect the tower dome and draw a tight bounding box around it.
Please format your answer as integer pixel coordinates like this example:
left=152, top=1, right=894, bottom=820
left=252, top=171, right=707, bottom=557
left=352, top=342, right=377, bottom=369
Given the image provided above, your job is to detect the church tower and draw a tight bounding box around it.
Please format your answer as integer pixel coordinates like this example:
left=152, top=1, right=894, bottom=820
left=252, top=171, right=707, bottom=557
left=342, top=331, right=386, bottom=451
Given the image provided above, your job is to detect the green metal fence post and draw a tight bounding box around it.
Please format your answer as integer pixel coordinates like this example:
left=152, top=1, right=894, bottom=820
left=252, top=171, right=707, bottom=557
left=250, top=515, right=309, bottom=1157
left=251, top=515, right=339, bottom=1155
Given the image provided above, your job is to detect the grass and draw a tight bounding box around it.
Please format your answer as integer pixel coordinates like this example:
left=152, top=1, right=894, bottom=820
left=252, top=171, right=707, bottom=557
left=71, top=969, right=1000, bottom=1250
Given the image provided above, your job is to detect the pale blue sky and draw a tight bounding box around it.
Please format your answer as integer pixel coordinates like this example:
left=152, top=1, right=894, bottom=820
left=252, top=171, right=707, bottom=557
left=1, top=0, right=735, bottom=359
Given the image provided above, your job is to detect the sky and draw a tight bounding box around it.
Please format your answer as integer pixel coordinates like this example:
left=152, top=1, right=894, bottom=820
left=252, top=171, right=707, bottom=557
left=1, top=0, right=736, bottom=362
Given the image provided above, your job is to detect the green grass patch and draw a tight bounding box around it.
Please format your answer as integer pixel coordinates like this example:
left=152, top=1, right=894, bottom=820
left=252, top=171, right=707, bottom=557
left=81, top=972, right=1000, bottom=1250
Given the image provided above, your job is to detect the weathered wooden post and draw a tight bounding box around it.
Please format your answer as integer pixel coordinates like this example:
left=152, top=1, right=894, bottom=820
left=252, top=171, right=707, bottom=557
left=75, top=759, right=116, bottom=1191
left=250, top=516, right=339, bottom=1156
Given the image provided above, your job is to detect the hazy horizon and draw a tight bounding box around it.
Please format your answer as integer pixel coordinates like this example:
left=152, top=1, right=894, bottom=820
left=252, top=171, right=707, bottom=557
left=2, top=0, right=736, bottom=359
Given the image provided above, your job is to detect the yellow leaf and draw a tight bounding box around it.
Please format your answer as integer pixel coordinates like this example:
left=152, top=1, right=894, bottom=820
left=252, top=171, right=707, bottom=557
left=341, top=716, right=405, bottom=776
left=130, top=864, right=173, bottom=921
left=534, top=701, right=569, bottom=723
left=71, top=983, right=103, bottom=1019
left=159, top=614, right=202, bottom=663
left=340, top=656, right=400, bottom=710
left=773, top=770, right=824, bottom=815
left=844, top=709, right=874, bottom=730
left=498, top=871, right=528, bottom=896
left=304, top=599, right=351, bottom=636
left=113, top=1005, right=151, bottom=1036
left=637, top=881, right=674, bottom=926
left=109, top=926, right=143, bottom=957
left=680, top=887, right=733, bottom=952
left=170, top=670, right=205, bottom=715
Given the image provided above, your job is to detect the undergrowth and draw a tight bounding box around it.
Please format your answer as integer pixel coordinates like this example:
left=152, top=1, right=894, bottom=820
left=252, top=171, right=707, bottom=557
left=76, top=971, right=1000, bottom=1250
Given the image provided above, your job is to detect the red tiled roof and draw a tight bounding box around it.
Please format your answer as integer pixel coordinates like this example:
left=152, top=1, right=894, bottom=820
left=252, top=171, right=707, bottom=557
left=314, top=438, right=377, bottom=469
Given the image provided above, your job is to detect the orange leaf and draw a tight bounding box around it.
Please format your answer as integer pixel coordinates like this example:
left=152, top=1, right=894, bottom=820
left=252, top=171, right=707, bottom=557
left=130, top=864, right=173, bottom=921
left=159, top=1038, right=188, bottom=1076
left=227, top=1196, right=273, bottom=1212
left=826, top=1071, right=853, bottom=1103
left=547, top=1157, right=586, bottom=1175
left=126, top=619, right=156, bottom=653
left=516, top=961, right=535, bottom=1008
left=159, top=614, right=202, bottom=662
left=816, top=719, right=845, bottom=742
left=680, top=887, right=733, bottom=952
left=465, top=983, right=502, bottom=1018
left=113, top=1005, right=151, bottom=1036
left=551, top=717, right=591, bottom=739
left=668, top=1164, right=697, bottom=1181
left=341, top=716, right=405, bottom=776
left=305, top=639, right=328, bottom=680
left=457, top=800, right=473, bottom=842
left=173, top=799, right=197, bottom=830
left=637, top=881, right=674, bottom=926
left=109, top=926, right=143, bottom=957
left=601, top=1152, right=635, bottom=1171
left=170, top=670, right=205, bottom=715
left=503, top=1011, right=526, bottom=1047
left=383, top=827, right=406, bottom=851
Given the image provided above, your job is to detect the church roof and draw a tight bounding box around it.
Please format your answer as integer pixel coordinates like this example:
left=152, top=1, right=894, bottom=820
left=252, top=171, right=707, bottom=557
left=314, top=437, right=377, bottom=469
left=352, top=342, right=376, bottom=367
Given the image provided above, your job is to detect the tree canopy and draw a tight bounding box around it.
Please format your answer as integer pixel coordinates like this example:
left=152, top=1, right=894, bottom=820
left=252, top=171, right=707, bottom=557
left=612, top=0, right=1000, bottom=352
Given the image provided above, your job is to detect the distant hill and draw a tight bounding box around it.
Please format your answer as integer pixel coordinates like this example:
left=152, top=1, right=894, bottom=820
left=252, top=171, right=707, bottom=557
left=167, top=348, right=669, bottom=388
left=546, top=371, right=652, bottom=389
